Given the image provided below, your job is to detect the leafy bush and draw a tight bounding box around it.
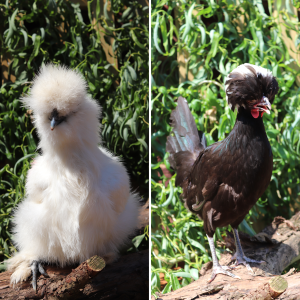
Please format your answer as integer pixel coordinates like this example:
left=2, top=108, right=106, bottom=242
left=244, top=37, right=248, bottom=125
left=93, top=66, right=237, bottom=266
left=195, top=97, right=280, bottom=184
left=0, top=0, right=149, bottom=261
left=151, top=0, right=300, bottom=295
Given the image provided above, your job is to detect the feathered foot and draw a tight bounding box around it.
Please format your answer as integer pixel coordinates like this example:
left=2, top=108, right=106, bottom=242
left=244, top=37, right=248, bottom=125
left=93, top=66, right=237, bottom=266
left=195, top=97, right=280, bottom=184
left=31, top=260, right=49, bottom=293
left=231, top=228, right=265, bottom=274
left=207, top=235, right=240, bottom=283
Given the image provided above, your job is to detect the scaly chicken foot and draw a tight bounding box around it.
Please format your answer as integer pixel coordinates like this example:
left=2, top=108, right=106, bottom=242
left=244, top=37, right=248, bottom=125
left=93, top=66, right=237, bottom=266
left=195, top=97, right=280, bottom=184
left=207, top=235, right=240, bottom=283
left=31, top=260, right=49, bottom=293
left=231, top=228, right=264, bottom=274
left=208, top=264, right=240, bottom=283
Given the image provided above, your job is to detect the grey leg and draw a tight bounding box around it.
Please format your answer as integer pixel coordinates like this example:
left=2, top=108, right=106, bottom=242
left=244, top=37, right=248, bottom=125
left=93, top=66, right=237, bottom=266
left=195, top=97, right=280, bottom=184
left=231, top=229, right=264, bottom=273
left=207, top=234, right=240, bottom=283
left=31, top=260, right=49, bottom=293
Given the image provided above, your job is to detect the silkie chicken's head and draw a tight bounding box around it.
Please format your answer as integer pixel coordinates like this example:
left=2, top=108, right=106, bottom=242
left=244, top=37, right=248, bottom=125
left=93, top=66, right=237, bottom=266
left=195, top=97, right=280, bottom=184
left=22, top=64, right=101, bottom=150
left=225, top=63, right=279, bottom=118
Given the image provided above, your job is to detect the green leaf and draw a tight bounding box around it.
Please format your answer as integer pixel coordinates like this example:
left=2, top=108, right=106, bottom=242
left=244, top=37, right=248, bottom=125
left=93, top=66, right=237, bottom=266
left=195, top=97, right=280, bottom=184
left=20, top=29, right=28, bottom=46
left=232, top=39, right=248, bottom=54
left=121, top=7, right=132, bottom=21
left=170, top=274, right=181, bottom=291
left=160, top=181, right=173, bottom=207
left=161, top=282, right=172, bottom=294
left=160, top=14, right=169, bottom=53
left=187, top=236, right=206, bottom=254
left=131, top=30, right=146, bottom=49
left=127, top=66, right=137, bottom=81
left=173, top=272, right=191, bottom=278
left=182, top=2, right=195, bottom=40
left=209, top=31, right=219, bottom=58
left=267, top=129, right=280, bottom=139
left=190, top=268, right=199, bottom=281
left=154, top=13, right=164, bottom=55
left=197, top=25, right=206, bottom=45
left=132, top=233, right=145, bottom=249
left=5, top=8, right=18, bottom=43
left=13, top=154, right=36, bottom=175
left=138, top=138, right=148, bottom=150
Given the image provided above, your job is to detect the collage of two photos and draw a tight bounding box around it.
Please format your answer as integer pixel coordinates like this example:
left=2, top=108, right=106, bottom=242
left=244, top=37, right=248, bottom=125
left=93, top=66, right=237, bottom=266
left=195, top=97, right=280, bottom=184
left=1, top=0, right=300, bottom=299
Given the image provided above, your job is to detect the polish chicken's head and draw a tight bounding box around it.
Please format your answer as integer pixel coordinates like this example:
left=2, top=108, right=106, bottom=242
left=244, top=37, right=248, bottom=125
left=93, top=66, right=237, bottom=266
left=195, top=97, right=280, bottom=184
left=225, top=63, right=279, bottom=118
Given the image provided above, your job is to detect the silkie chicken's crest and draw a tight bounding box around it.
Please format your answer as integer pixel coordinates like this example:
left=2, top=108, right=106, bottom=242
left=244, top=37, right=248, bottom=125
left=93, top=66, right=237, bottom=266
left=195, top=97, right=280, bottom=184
left=23, top=64, right=87, bottom=115
left=22, top=64, right=101, bottom=148
left=225, top=63, right=279, bottom=118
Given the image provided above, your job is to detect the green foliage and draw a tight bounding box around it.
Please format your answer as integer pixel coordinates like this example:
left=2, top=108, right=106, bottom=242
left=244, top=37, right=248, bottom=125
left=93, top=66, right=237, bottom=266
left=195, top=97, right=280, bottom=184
left=151, top=0, right=300, bottom=295
left=152, top=178, right=225, bottom=294
left=0, top=0, right=148, bottom=260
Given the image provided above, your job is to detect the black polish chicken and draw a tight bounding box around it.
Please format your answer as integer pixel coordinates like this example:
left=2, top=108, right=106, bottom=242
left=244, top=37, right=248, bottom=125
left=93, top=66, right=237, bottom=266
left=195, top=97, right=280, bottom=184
left=166, top=63, right=279, bottom=282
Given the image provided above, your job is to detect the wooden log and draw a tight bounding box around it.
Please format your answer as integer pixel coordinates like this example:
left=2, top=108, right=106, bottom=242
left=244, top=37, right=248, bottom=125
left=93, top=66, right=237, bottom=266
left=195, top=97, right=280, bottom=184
left=0, top=250, right=148, bottom=300
left=154, top=212, right=300, bottom=300
left=22, top=256, right=106, bottom=300
left=240, top=276, right=288, bottom=300
left=80, top=249, right=149, bottom=300
left=268, top=276, right=288, bottom=298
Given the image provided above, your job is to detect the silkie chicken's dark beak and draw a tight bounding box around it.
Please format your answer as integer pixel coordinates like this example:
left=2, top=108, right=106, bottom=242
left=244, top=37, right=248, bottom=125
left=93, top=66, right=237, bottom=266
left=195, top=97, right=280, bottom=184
left=50, top=117, right=56, bottom=131
left=251, top=96, right=271, bottom=118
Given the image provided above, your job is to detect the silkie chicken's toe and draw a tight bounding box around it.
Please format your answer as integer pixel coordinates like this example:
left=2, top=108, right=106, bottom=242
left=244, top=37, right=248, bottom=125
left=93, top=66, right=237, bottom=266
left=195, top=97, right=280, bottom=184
left=231, top=252, right=265, bottom=274
left=31, top=260, right=49, bottom=293
left=208, top=265, right=240, bottom=283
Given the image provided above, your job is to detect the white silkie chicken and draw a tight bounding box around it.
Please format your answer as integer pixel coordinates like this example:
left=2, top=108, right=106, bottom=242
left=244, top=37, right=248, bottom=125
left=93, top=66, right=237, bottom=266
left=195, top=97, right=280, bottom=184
left=7, top=64, right=140, bottom=291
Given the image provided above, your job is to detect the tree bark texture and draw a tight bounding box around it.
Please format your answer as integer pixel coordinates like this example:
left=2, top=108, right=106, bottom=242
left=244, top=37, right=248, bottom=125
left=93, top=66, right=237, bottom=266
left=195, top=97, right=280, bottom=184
left=154, top=212, right=300, bottom=300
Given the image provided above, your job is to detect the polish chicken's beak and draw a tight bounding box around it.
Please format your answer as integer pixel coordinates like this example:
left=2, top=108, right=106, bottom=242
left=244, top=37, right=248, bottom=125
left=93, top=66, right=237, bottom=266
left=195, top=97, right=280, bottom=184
left=256, top=96, right=271, bottom=115
left=251, top=96, right=271, bottom=118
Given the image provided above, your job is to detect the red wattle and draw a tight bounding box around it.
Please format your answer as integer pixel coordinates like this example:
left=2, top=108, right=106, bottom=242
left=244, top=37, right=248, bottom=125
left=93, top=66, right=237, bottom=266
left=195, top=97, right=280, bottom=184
left=261, top=112, right=264, bottom=117
left=251, top=109, right=259, bottom=118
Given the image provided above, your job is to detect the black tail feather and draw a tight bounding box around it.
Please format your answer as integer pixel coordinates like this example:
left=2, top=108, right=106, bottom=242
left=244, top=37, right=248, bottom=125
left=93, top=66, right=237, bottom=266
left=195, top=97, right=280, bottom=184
left=166, top=97, right=206, bottom=186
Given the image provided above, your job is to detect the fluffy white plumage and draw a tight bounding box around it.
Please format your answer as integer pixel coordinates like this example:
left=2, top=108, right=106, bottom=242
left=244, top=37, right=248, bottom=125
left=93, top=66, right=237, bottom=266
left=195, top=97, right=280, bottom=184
left=7, top=64, right=140, bottom=285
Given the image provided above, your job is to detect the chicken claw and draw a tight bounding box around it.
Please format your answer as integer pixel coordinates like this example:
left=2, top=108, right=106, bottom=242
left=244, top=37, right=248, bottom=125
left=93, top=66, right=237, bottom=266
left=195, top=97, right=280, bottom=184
left=31, top=260, right=49, bottom=293
left=232, top=229, right=265, bottom=275
left=207, top=235, right=240, bottom=283
left=231, top=251, right=265, bottom=274
left=208, top=264, right=240, bottom=283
